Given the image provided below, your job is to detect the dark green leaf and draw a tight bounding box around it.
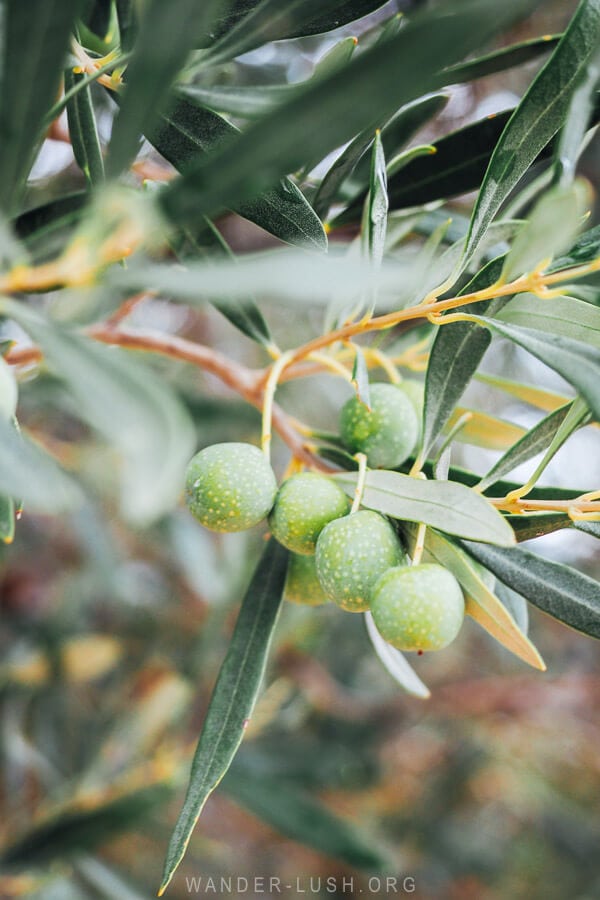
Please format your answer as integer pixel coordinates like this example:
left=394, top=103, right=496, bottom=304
left=176, top=218, right=273, bottom=347
left=463, top=0, right=600, bottom=265
left=474, top=316, right=600, bottom=422
left=116, top=0, right=137, bottom=51
left=335, top=470, right=515, bottom=546
left=3, top=301, right=196, bottom=525
left=14, top=192, right=87, bottom=264
left=496, top=293, right=600, bottom=348
left=419, top=257, right=504, bottom=464
left=462, top=540, right=600, bottom=639
left=178, top=82, right=290, bottom=119
left=336, top=110, right=514, bottom=224
left=335, top=93, right=450, bottom=213
left=478, top=401, right=576, bottom=491
left=1, top=785, right=173, bottom=867
left=65, top=69, right=105, bottom=186
left=0, top=0, right=83, bottom=213
left=443, top=34, right=560, bottom=83
left=159, top=539, right=288, bottom=896
left=160, top=2, right=538, bottom=229
left=107, top=0, right=225, bottom=175
left=548, top=222, right=600, bottom=271
left=204, top=0, right=388, bottom=62
left=223, top=765, right=387, bottom=871
left=507, top=511, right=571, bottom=542
left=151, top=98, right=326, bottom=250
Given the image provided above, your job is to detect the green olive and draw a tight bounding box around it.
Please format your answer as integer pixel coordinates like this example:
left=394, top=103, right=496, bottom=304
left=370, top=563, right=465, bottom=652
left=339, top=382, right=419, bottom=469
left=284, top=553, right=329, bottom=606
left=269, top=472, right=349, bottom=555
left=185, top=442, right=277, bottom=532
left=315, top=510, right=405, bottom=612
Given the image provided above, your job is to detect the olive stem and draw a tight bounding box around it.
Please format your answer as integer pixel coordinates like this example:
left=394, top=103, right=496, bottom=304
left=350, top=453, right=368, bottom=514
left=412, top=521, right=427, bottom=566
left=261, top=350, right=294, bottom=461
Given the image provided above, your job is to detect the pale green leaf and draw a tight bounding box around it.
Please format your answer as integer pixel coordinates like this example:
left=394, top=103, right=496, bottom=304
left=335, top=470, right=515, bottom=546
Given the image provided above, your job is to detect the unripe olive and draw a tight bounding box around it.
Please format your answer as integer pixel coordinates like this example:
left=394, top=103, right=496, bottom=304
left=397, top=378, right=424, bottom=414
left=269, top=472, right=349, bottom=555
left=370, top=563, right=465, bottom=652
left=0, top=357, right=17, bottom=420
left=315, top=510, right=405, bottom=612
left=185, top=442, right=277, bottom=532
left=339, top=382, right=419, bottom=469
left=284, top=553, right=329, bottom=606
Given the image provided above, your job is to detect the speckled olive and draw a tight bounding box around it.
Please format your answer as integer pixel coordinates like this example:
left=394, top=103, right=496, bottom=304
left=269, top=472, right=349, bottom=555
left=315, top=510, right=405, bottom=612
left=339, top=382, right=419, bottom=469
left=284, top=553, right=329, bottom=606
left=370, top=563, right=465, bottom=652
left=185, top=442, right=277, bottom=532
left=0, top=357, right=17, bottom=420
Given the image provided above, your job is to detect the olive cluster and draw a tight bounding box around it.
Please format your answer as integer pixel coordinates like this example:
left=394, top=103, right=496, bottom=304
left=184, top=382, right=465, bottom=654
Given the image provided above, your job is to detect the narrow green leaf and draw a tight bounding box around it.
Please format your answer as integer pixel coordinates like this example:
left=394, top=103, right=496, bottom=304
left=462, top=540, right=600, bottom=639
left=335, top=470, right=515, bottom=546
left=0, top=416, right=82, bottom=513
left=1, top=785, right=173, bottom=867
left=420, top=256, right=504, bottom=463
left=203, top=0, right=387, bottom=65
left=496, top=293, right=600, bottom=348
left=223, top=765, right=388, bottom=870
left=554, top=44, right=600, bottom=186
left=107, top=0, right=225, bottom=175
left=478, top=401, right=576, bottom=491
left=312, top=36, right=359, bottom=80
left=336, top=110, right=514, bottom=224
left=178, top=83, right=290, bottom=119
left=65, top=69, right=105, bottom=187
left=159, top=540, right=288, bottom=896
left=3, top=301, right=196, bottom=526
left=150, top=98, right=326, bottom=250
left=548, top=222, right=600, bottom=272
left=160, top=2, right=538, bottom=229
left=473, top=315, right=600, bottom=422
left=315, top=94, right=448, bottom=221
left=175, top=218, right=273, bottom=348
left=501, top=180, right=590, bottom=280
left=463, top=0, right=600, bottom=265
left=574, top=520, right=600, bottom=539
left=0, top=494, right=15, bottom=543
left=0, top=0, right=83, bottom=213
left=364, top=612, right=430, bottom=698
left=115, top=0, right=138, bottom=52
left=507, top=511, right=571, bottom=542
left=209, top=0, right=387, bottom=46
left=414, top=528, right=544, bottom=669
left=443, top=34, right=560, bottom=83
left=14, top=192, right=87, bottom=264
left=496, top=584, right=529, bottom=634
left=365, top=131, right=388, bottom=269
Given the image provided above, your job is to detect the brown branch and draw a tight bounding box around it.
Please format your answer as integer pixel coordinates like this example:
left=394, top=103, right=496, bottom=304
left=6, top=325, right=335, bottom=472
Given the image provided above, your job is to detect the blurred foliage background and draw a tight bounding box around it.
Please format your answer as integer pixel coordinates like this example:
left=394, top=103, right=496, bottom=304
left=2, top=1, right=600, bottom=898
